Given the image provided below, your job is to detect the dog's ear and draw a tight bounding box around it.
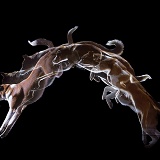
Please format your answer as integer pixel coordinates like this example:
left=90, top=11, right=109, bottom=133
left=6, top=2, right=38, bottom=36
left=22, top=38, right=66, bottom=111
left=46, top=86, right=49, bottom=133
left=0, top=85, right=4, bottom=91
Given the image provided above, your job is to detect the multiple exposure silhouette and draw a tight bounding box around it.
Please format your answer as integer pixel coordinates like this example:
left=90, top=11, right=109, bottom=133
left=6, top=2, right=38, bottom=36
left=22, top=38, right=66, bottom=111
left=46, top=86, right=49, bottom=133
left=0, top=26, right=160, bottom=148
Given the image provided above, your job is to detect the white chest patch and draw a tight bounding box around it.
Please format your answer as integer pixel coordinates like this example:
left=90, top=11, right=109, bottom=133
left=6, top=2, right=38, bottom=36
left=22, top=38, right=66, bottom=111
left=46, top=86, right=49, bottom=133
left=5, top=84, right=16, bottom=100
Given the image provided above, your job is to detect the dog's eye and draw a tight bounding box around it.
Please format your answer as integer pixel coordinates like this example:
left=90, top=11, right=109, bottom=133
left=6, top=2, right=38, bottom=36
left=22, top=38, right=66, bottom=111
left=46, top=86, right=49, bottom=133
left=0, top=85, right=4, bottom=91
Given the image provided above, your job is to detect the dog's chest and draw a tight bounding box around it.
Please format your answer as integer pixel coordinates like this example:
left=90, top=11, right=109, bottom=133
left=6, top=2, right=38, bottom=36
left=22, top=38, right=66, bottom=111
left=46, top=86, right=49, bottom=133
left=5, top=84, right=17, bottom=99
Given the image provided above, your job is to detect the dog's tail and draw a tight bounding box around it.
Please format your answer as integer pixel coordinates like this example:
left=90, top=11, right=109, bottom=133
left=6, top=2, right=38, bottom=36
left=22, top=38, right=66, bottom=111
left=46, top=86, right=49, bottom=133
left=28, top=38, right=54, bottom=48
left=77, top=39, right=124, bottom=56
left=106, top=39, right=124, bottom=55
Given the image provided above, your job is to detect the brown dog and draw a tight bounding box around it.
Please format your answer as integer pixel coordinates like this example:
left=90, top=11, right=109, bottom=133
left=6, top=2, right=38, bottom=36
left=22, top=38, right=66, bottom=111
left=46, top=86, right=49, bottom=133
left=80, top=53, right=160, bottom=148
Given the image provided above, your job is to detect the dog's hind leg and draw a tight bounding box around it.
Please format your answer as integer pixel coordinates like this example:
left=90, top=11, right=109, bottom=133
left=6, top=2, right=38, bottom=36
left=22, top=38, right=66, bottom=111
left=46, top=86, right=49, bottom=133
left=143, top=129, right=160, bottom=148
left=139, top=109, right=160, bottom=148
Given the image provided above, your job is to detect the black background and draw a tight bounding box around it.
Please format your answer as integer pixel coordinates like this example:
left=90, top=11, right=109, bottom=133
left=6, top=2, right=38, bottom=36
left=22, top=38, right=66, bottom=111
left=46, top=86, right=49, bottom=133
left=0, top=2, right=160, bottom=159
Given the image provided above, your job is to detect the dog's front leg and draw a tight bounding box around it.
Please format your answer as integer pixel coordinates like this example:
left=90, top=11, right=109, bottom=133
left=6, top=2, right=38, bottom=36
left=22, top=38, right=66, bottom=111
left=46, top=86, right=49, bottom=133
left=90, top=72, right=101, bottom=82
left=102, top=86, right=118, bottom=109
left=0, top=105, right=26, bottom=138
left=0, top=108, right=15, bottom=136
left=135, top=74, right=152, bottom=82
